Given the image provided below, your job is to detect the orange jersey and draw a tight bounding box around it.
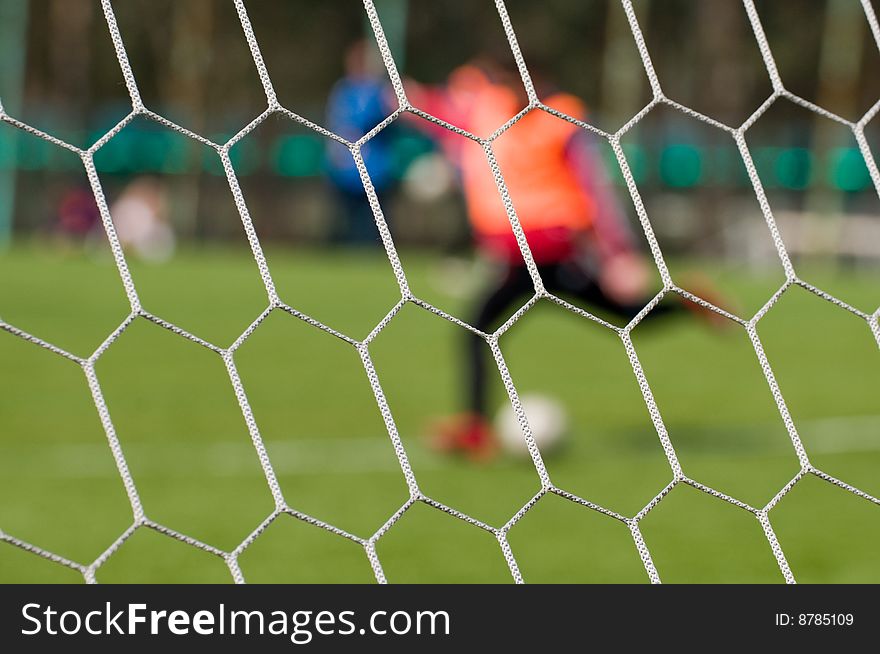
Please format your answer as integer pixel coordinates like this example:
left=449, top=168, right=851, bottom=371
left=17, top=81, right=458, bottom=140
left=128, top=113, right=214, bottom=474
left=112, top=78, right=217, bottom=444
left=456, top=84, right=594, bottom=263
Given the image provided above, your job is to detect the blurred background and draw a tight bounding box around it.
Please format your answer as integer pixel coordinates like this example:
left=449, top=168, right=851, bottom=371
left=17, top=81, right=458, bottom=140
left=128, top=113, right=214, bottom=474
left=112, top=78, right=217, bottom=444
left=2, top=0, right=879, bottom=254
left=0, top=0, right=878, bottom=584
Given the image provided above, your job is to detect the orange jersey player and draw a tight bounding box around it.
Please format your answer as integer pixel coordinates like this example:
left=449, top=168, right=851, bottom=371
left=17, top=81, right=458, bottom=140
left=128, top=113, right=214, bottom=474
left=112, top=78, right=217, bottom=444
left=410, top=63, right=704, bottom=460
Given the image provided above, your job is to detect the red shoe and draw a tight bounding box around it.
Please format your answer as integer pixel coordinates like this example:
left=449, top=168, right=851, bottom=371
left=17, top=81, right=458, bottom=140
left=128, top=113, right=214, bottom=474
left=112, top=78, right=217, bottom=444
left=677, top=275, right=737, bottom=329
left=428, top=413, right=499, bottom=462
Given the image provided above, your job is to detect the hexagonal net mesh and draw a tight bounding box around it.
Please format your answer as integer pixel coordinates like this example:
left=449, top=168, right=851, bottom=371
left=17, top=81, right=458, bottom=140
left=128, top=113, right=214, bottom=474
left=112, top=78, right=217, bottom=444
left=1, top=0, right=879, bottom=584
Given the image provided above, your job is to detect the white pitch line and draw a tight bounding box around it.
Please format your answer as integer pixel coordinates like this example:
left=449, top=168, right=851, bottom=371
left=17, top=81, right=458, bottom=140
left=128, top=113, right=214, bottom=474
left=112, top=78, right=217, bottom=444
left=2, top=415, right=878, bottom=479
left=0, top=437, right=442, bottom=479
left=796, top=415, right=880, bottom=454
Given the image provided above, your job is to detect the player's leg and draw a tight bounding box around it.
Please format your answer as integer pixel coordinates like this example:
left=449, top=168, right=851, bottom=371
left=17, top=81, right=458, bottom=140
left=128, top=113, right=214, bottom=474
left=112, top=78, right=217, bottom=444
left=542, top=259, right=670, bottom=322
left=466, top=264, right=536, bottom=417
left=548, top=258, right=726, bottom=326
left=431, top=264, right=535, bottom=459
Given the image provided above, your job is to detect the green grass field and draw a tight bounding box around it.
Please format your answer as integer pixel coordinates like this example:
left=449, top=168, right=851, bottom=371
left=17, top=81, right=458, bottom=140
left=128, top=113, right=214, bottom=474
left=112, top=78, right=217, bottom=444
left=1, top=243, right=878, bottom=583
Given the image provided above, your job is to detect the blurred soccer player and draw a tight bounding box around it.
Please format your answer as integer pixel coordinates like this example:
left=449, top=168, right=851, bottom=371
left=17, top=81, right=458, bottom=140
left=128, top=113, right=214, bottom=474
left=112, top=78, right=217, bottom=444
left=53, top=185, right=100, bottom=243
left=410, top=62, right=719, bottom=460
left=110, top=176, right=175, bottom=262
left=325, top=40, right=396, bottom=244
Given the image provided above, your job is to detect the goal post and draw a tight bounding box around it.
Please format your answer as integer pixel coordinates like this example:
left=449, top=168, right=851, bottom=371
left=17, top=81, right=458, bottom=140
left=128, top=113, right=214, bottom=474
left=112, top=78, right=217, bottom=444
left=0, top=0, right=29, bottom=251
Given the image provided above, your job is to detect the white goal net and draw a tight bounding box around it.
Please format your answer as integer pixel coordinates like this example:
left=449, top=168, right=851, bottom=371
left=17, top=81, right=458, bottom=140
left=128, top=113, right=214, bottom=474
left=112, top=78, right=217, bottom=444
left=1, top=0, right=879, bottom=584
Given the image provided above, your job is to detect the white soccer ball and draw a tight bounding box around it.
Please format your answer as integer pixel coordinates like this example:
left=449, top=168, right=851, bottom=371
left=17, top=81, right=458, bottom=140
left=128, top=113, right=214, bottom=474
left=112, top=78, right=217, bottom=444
left=495, top=394, right=569, bottom=458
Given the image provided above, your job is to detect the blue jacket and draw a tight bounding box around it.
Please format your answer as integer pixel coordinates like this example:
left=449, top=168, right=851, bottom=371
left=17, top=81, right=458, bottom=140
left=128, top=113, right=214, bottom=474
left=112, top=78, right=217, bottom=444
left=326, top=76, right=395, bottom=193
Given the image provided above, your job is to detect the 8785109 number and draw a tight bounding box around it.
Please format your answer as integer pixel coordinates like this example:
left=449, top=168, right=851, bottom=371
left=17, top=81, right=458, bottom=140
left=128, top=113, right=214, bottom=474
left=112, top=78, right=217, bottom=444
left=775, top=613, right=854, bottom=627
left=799, top=613, right=853, bottom=626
